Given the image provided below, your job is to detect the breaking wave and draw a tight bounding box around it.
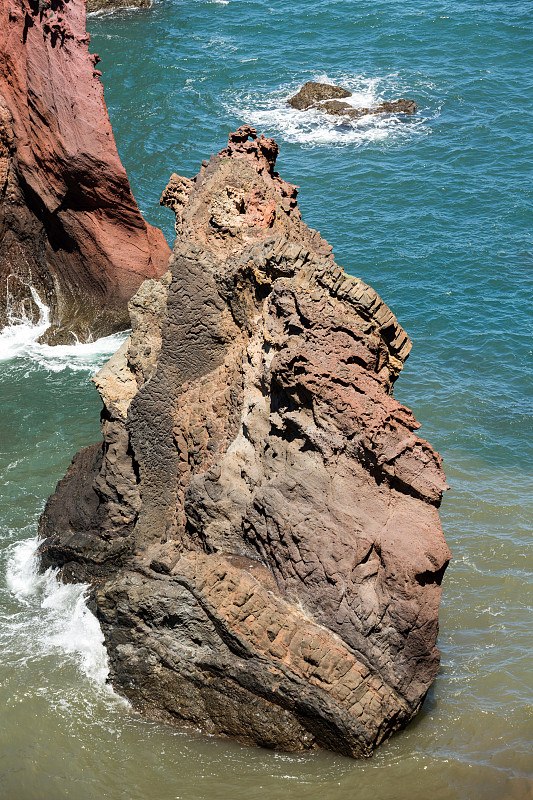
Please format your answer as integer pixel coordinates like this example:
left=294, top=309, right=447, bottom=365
left=226, top=73, right=438, bottom=147
left=5, top=537, right=114, bottom=689
left=0, top=278, right=127, bottom=372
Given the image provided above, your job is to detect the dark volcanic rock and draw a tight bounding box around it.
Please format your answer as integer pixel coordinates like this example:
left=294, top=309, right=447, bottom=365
left=288, top=81, right=352, bottom=110
left=288, top=81, right=417, bottom=120
left=86, top=0, right=151, bottom=13
left=0, top=0, right=170, bottom=342
left=377, top=99, right=418, bottom=115
left=321, top=98, right=418, bottom=120
left=39, top=126, right=450, bottom=757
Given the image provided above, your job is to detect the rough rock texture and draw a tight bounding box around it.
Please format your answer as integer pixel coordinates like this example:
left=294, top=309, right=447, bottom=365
left=288, top=81, right=352, bottom=110
left=39, top=126, right=450, bottom=757
left=0, top=0, right=170, bottom=342
left=86, top=0, right=151, bottom=14
left=288, top=81, right=417, bottom=120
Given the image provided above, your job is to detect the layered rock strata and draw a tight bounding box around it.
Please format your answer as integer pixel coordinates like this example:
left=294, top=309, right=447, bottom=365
left=288, top=81, right=417, bottom=120
left=39, top=126, right=450, bottom=757
left=0, top=0, right=170, bottom=342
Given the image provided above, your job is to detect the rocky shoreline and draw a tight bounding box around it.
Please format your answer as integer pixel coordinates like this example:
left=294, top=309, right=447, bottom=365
left=39, top=125, right=450, bottom=757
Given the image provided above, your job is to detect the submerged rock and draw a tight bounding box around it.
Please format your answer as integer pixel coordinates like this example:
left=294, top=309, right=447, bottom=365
left=39, top=126, right=450, bottom=757
left=0, top=0, right=170, bottom=343
left=288, top=81, right=417, bottom=120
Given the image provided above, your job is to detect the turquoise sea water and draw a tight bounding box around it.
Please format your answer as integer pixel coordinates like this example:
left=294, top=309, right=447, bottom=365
left=1, top=1, right=532, bottom=798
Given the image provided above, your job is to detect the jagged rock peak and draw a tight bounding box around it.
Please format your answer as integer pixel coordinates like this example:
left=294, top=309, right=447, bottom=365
left=161, top=125, right=302, bottom=252
left=161, top=125, right=412, bottom=378
left=39, top=126, right=450, bottom=758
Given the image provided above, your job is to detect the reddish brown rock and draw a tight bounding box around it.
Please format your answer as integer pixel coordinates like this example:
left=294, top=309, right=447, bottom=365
left=39, top=127, right=450, bottom=757
left=0, top=0, right=170, bottom=342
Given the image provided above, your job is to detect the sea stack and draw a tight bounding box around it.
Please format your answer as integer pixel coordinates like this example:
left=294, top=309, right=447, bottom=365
left=0, top=0, right=170, bottom=343
left=39, top=126, right=450, bottom=757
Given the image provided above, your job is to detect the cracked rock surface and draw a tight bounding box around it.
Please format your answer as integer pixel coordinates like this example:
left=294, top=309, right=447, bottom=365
left=39, top=126, right=450, bottom=757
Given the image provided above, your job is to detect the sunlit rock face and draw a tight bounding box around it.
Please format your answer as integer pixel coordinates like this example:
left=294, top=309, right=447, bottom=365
left=39, top=126, right=450, bottom=757
left=0, top=0, right=170, bottom=343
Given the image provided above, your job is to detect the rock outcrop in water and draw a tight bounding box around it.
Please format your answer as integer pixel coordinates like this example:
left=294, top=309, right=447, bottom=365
left=86, top=0, right=151, bottom=13
left=39, top=126, right=450, bottom=757
left=288, top=81, right=417, bottom=120
left=0, top=0, right=170, bottom=343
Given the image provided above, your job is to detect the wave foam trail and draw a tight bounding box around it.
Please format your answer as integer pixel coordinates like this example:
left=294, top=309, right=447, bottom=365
left=228, top=73, right=434, bottom=147
left=0, top=280, right=51, bottom=362
left=6, top=537, right=111, bottom=687
left=0, top=279, right=127, bottom=371
left=30, top=331, right=129, bottom=373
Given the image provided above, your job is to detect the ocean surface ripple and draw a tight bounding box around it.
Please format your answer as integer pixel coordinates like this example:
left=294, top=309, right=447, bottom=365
left=1, top=1, right=531, bottom=798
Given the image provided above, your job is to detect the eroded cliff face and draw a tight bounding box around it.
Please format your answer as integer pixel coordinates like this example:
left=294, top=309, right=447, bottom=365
left=39, top=127, right=450, bottom=757
left=0, top=0, right=170, bottom=342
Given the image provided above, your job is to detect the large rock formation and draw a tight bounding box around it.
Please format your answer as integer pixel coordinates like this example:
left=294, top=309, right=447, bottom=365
left=288, top=81, right=417, bottom=121
left=0, top=0, right=170, bottom=342
left=39, top=126, right=450, bottom=757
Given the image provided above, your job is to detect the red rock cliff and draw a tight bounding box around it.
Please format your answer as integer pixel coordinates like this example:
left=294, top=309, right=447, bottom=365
left=0, top=0, right=170, bottom=342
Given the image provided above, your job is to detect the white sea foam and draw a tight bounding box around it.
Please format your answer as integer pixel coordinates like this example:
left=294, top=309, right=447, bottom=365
left=87, top=2, right=158, bottom=17
left=0, top=276, right=127, bottom=372
left=26, top=331, right=128, bottom=373
left=0, top=279, right=51, bottom=361
left=226, top=73, right=435, bottom=147
left=6, top=537, right=112, bottom=687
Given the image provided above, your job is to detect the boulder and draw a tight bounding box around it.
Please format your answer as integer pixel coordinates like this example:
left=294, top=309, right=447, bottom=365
left=288, top=81, right=417, bottom=120
left=288, top=81, right=352, bottom=110
left=320, top=98, right=418, bottom=120
left=0, top=0, right=170, bottom=343
left=39, top=126, right=450, bottom=757
left=86, top=0, right=151, bottom=13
